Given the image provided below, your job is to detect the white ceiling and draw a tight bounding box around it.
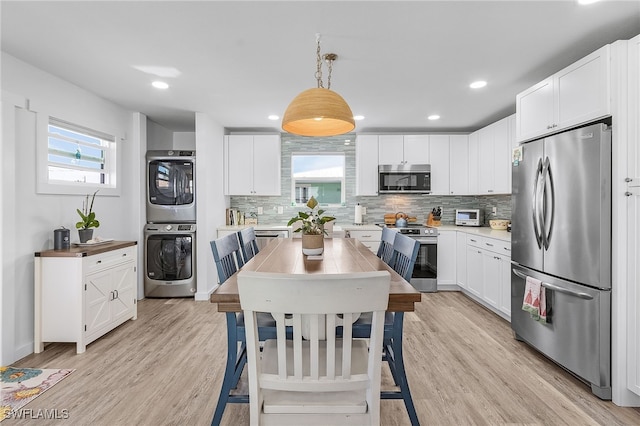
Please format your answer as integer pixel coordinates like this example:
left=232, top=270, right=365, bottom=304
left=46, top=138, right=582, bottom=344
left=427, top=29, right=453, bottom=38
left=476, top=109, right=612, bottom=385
left=2, top=1, right=639, bottom=133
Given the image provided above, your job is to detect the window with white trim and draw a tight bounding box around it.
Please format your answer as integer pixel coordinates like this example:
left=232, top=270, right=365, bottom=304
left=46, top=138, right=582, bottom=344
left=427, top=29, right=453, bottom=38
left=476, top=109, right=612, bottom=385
left=46, top=118, right=115, bottom=188
left=291, top=153, right=345, bottom=206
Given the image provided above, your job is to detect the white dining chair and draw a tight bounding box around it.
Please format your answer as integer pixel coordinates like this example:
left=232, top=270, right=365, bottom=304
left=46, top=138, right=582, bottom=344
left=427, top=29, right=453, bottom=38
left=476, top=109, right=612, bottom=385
left=238, top=270, right=390, bottom=426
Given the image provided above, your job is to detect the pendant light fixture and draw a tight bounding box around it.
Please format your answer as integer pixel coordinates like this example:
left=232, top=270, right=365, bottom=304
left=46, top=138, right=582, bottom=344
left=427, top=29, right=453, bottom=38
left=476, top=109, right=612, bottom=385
left=282, top=34, right=355, bottom=137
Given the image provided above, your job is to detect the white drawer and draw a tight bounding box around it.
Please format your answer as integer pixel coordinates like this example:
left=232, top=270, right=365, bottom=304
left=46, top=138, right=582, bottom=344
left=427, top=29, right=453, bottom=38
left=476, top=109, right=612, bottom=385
left=347, top=230, right=382, bottom=241
left=480, top=237, right=511, bottom=258
left=84, top=246, right=136, bottom=274
left=466, top=235, right=483, bottom=248
left=359, top=241, right=380, bottom=254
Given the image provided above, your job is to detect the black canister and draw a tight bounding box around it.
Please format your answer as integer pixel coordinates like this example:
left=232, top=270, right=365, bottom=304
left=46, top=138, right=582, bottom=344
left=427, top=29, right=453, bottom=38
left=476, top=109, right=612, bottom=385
left=54, top=227, right=70, bottom=250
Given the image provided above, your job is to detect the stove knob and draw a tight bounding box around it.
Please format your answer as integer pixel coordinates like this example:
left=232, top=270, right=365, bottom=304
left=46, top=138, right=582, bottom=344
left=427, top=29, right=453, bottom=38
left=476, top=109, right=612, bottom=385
left=165, top=224, right=173, bottom=231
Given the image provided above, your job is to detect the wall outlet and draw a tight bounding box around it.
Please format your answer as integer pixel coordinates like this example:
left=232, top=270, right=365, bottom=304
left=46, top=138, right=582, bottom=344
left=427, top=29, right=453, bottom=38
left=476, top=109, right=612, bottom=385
left=362, top=207, right=367, bottom=215
left=257, top=207, right=263, bottom=215
left=492, top=206, right=497, bottom=215
left=277, top=206, right=284, bottom=214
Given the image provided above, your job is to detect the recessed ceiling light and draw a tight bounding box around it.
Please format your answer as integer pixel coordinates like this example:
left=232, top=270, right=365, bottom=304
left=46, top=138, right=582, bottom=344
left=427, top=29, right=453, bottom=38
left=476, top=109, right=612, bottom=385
left=152, top=81, right=169, bottom=89
left=268, top=115, right=279, bottom=120
left=577, top=0, right=599, bottom=5
left=353, top=115, right=365, bottom=121
left=428, top=115, right=440, bottom=121
left=470, top=81, right=487, bottom=89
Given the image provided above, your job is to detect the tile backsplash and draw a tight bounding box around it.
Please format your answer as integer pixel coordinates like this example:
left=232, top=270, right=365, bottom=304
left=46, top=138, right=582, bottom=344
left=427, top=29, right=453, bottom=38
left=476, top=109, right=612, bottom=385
left=229, top=133, right=511, bottom=226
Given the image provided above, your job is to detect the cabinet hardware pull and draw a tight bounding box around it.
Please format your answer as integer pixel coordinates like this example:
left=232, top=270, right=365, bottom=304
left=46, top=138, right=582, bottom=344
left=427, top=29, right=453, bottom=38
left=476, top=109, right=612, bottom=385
left=96, top=260, right=102, bottom=264
left=626, top=191, right=633, bottom=196
left=505, top=248, right=511, bottom=251
left=485, top=243, right=494, bottom=246
left=625, top=177, right=633, bottom=183
left=470, top=239, right=477, bottom=242
left=122, top=253, right=127, bottom=257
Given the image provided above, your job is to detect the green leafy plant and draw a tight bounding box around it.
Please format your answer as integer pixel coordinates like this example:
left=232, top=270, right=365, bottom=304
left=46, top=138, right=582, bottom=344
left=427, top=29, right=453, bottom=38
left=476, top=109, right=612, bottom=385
left=76, top=190, right=100, bottom=230
left=287, top=196, right=335, bottom=235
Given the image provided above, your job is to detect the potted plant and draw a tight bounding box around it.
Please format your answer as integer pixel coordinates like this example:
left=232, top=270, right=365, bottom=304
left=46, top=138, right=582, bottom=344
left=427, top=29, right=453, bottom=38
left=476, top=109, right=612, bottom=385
left=76, top=190, right=100, bottom=243
left=287, top=196, right=335, bottom=255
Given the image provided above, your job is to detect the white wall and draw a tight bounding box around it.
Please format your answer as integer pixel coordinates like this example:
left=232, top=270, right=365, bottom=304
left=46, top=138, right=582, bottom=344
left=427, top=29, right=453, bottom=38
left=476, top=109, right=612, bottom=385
left=1, top=53, right=142, bottom=364
left=194, top=112, right=227, bottom=300
left=174, top=132, right=196, bottom=150
left=147, top=119, right=174, bottom=150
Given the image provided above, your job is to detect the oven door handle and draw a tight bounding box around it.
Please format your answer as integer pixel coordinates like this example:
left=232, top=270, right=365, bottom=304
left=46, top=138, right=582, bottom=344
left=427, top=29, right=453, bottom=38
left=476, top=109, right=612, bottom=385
left=412, top=238, right=437, bottom=244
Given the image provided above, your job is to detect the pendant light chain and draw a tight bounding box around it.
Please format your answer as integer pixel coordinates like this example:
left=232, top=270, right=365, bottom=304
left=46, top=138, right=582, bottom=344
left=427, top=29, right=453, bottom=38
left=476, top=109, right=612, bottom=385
left=315, top=37, right=324, bottom=89
left=314, top=35, right=336, bottom=90
left=325, top=55, right=333, bottom=90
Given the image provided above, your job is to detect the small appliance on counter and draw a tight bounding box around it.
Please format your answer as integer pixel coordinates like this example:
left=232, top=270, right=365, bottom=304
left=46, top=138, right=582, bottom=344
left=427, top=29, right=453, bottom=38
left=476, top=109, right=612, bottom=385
left=455, top=208, right=483, bottom=227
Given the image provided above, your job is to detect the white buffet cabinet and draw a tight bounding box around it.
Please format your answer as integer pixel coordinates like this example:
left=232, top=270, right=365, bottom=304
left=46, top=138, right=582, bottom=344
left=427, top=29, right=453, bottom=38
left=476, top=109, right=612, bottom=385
left=34, top=241, right=138, bottom=354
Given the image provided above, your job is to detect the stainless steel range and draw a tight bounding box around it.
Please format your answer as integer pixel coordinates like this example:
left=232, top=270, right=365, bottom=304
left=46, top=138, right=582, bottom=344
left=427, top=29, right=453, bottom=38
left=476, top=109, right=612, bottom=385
left=378, top=224, right=439, bottom=292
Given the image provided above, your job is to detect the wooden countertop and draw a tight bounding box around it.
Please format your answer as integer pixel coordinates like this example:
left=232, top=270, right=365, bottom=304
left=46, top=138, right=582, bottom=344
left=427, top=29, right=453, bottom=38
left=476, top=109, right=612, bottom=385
left=35, top=240, right=137, bottom=258
left=211, top=238, right=421, bottom=313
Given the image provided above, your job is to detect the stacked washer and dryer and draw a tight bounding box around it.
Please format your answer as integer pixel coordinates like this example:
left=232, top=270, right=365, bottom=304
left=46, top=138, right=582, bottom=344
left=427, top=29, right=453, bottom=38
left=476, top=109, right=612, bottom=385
left=144, top=150, right=196, bottom=297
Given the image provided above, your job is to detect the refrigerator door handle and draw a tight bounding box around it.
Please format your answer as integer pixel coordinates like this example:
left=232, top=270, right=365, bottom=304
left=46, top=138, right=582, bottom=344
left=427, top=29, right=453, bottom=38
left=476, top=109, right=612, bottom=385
left=512, top=268, right=594, bottom=300
left=532, top=158, right=544, bottom=249
left=541, top=156, right=555, bottom=250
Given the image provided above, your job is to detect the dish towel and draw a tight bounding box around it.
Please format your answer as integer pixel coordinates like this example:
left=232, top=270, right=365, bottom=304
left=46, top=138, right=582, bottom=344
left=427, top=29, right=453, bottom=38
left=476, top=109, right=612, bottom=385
left=522, top=276, right=547, bottom=323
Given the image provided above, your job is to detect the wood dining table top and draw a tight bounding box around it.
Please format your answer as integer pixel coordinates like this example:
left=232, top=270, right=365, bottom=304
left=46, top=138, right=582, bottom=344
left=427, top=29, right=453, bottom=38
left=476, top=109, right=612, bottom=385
left=210, top=237, right=422, bottom=313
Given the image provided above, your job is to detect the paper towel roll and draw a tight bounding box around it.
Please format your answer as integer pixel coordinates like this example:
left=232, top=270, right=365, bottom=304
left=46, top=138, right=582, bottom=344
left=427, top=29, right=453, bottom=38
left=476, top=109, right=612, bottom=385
left=354, top=204, right=364, bottom=224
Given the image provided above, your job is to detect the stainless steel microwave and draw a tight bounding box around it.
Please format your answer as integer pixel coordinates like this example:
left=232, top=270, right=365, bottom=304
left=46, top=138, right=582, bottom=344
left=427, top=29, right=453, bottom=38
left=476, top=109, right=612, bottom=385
left=455, top=209, right=483, bottom=226
left=378, top=164, right=431, bottom=193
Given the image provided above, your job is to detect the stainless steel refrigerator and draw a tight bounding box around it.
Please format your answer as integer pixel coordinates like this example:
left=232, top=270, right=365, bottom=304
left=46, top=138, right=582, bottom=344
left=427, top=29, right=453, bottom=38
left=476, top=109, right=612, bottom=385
left=510, top=121, right=612, bottom=399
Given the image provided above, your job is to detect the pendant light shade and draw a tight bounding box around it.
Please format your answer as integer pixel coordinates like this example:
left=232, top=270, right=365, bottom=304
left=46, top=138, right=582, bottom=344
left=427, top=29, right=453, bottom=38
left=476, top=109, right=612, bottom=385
left=282, top=88, right=355, bottom=136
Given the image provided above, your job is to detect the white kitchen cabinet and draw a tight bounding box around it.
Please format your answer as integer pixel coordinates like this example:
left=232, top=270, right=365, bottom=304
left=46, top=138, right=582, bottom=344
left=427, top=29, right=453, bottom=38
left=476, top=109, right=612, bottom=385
left=468, top=131, right=479, bottom=194
left=346, top=228, right=382, bottom=254
left=455, top=232, right=467, bottom=289
left=378, top=134, right=429, bottom=165
left=429, top=135, right=450, bottom=195
left=34, top=242, right=138, bottom=354
left=436, top=230, right=456, bottom=287
left=225, top=134, right=281, bottom=196
left=478, top=125, right=494, bottom=194
left=449, top=135, right=469, bottom=195
left=464, top=234, right=511, bottom=319
left=466, top=243, right=483, bottom=298
left=625, top=34, right=640, bottom=397
left=477, top=115, right=513, bottom=195
left=355, top=134, right=379, bottom=196
left=516, top=45, right=611, bottom=142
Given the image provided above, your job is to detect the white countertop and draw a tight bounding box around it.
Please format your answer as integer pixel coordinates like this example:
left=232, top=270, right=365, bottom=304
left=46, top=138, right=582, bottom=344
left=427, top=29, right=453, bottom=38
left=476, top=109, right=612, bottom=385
left=217, top=223, right=511, bottom=242
left=437, top=225, right=511, bottom=242
left=217, top=224, right=292, bottom=231
left=338, top=224, right=382, bottom=231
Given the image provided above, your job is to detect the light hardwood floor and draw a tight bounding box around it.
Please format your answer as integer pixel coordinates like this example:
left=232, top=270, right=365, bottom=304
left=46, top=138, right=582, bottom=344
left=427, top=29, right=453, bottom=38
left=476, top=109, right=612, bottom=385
left=7, top=292, right=640, bottom=425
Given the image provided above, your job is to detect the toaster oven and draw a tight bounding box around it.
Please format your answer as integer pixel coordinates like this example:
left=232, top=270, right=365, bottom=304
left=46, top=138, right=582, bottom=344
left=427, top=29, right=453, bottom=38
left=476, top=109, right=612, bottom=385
left=455, top=209, right=483, bottom=227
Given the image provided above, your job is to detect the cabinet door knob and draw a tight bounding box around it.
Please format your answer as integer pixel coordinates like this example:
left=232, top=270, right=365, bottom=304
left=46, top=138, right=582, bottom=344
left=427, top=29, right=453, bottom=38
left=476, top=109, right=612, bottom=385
left=625, top=177, right=633, bottom=183
left=626, top=191, right=633, bottom=196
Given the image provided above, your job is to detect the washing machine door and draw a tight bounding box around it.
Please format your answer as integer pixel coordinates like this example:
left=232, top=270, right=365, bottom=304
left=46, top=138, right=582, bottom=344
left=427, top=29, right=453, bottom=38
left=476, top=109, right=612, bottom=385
left=146, top=234, right=193, bottom=281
